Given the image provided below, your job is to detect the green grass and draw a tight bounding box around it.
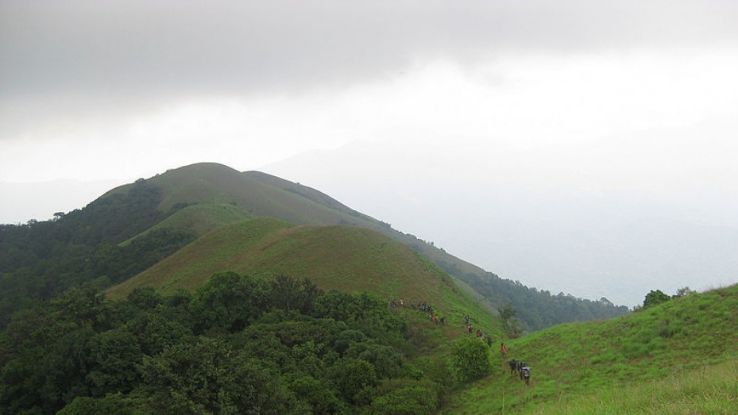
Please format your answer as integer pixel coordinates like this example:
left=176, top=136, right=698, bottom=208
left=444, top=285, right=738, bottom=414
left=519, top=360, right=738, bottom=415
left=120, top=202, right=252, bottom=245
left=107, top=163, right=383, bottom=229
left=107, top=218, right=502, bottom=343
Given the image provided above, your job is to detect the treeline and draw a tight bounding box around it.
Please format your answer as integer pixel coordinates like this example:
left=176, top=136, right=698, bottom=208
left=0, top=181, right=193, bottom=326
left=437, top=261, right=629, bottom=332
left=0, top=273, right=448, bottom=414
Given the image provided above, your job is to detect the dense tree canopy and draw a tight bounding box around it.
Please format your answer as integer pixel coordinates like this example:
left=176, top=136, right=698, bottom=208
left=0, top=273, right=450, bottom=414
left=0, top=181, right=195, bottom=326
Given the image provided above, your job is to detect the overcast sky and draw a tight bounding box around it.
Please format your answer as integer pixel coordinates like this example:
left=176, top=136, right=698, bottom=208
left=2, top=1, right=738, bottom=305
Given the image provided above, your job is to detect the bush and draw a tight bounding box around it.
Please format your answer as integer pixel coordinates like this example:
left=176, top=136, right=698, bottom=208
left=370, top=379, right=440, bottom=415
left=57, top=394, right=133, bottom=415
left=329, top=358, right=378, bottom=404
left=643, top=290, right=670, bottom=308
left=450, top=337, right=491, bottom=383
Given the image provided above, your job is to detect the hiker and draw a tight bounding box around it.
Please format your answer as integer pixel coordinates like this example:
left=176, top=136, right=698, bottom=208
left=464, top=315, right=470, bottom=324
left=476, top=329, right=482, bottom=337
left=500, top=342, right=508, bottom=356
left=467, top=324, right=473, bottom=334
left=521, top=366, right=531, bottom=386
left=508, top=359, right=518, bottom=375
left=517, top=361, right=527, bottom=381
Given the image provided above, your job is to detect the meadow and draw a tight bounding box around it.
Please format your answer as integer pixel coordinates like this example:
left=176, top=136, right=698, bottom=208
left=445, top=284, right=738, bottom=414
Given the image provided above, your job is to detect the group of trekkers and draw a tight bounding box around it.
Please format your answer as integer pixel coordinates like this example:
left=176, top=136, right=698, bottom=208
left=507, top=358, right=532, bottom=386
left=464, top=314, right=534, bottom=387
left=389, top=299, right=446, bottom=325
left=463, top=314, right=494, bottom=346
left=417, top=301, right=446, bottom=325
left=392, top=302, right=534, bottom=386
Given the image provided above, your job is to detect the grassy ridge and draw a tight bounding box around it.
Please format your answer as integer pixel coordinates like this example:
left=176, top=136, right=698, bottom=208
left=444, top=284, right=738, bottom=414
left=102, top=162, right=628, bottom=330
left=107, top=163, right=380, bottom=228
left=108, top=218, right=291, bottom=295
left=120, top=202, right=251, bottom=245
left=108, top=218, right=503, bottom=341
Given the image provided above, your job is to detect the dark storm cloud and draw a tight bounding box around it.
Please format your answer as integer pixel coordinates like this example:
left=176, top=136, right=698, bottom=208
left=3, top=0, right=738, bottom=100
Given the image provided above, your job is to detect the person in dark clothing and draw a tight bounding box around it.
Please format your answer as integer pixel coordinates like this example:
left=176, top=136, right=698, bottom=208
left=517, top=361, right=527, bottom=380
left=521, top=366, right=531, bottom=385
left=508, top=359, right=518, bottom=375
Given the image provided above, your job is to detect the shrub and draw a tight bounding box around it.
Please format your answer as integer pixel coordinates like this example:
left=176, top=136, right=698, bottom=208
left=370, top=379, right=440, bottom=415
left=450, top=337, right=491, bottom=383
left=643, top=290, right=670, bottom=309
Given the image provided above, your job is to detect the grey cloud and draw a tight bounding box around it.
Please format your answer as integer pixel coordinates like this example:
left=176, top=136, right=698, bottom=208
left=3, top=0, right=738, bottom=100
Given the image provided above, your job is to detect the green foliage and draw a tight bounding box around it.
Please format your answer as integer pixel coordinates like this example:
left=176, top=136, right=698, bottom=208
left=329, top=358, right=378, bottom=404
left=643, top=289, right=671, bottom=308
left=450, top=336, right=491, bottom=383
left=289, top=375, right=347, bottom=414
left=140, top=338, right=300, bottom=414
left=56, top=394, right=133, bottom=415
left=498, top=304, right=523, bottom=338
left=0, top=177, right=194, bottom=326
left=190, top=272, right=270, bottom=333
left=674, top=286, right=696, bottom=297
left=370, top=379, right=440, bottom=415
left=0, top=273, right=446, bottom=414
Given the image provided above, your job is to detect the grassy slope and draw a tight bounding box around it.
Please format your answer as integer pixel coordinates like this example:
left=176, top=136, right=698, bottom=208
left=519, top=361, right=737, bottom=415
left=105, top=164, right=502, bottom=302
left=444, top=284, right=738, bottom=414
left=108, top=218, right=502, bottom=342
left=104, top=163, right=627, bottom=329
left=120, top=202, right=252, bottom=245
left=106, top=163, right=379, bottom=228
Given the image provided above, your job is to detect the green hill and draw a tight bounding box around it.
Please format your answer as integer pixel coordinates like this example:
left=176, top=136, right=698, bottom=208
left=105, top=163, right=379, bottom=228
left=120, top=202, right=252, bottom=245
left=444, top=284, right=738, bottom=414
left=108, top=218, right=502, bottom=340
left=105, top=162, right=627, bottom=330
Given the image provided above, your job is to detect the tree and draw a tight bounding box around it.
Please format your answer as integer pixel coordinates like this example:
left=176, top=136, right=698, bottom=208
left=643, top=289, right=670, bottom=308
left=498, top=304, right=522, bottom=338
left=329, top=359, right=378, bottom=404
left=191, top=272, right=268, bottom=333
left=269, top=274, right=322, bottom=314
left=140, top=338, right=298, bottom=414
left=674, top=287, right=695, bottom=297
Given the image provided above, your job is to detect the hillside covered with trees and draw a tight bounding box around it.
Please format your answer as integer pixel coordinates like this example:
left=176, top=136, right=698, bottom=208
left=0, top=273, right=447, bottom=414
left=0, top=163, right=627, bottom=331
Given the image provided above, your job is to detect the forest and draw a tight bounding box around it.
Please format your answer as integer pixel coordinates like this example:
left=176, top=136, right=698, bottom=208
left=0, top=181, right=193, bottom=326
left=0, top=273, right=462, bottom=414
